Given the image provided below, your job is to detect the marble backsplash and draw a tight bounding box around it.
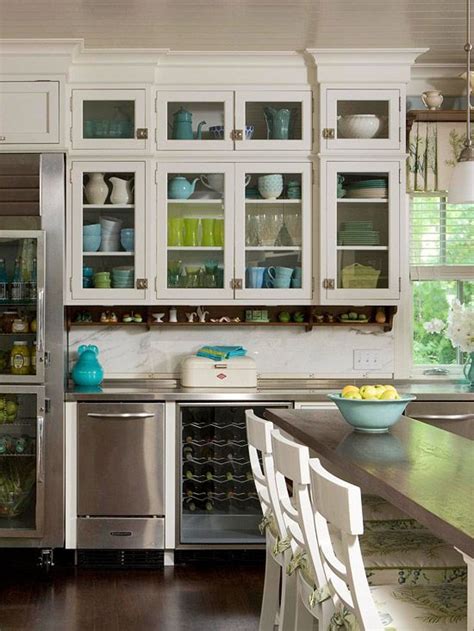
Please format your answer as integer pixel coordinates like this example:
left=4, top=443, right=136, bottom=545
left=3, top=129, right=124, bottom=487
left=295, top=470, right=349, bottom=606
left=68, top=325, right=395, bottom=379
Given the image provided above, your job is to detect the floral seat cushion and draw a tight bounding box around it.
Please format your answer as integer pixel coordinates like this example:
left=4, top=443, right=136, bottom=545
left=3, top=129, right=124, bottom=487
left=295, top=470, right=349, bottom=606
left=330, top=583, right=467, bottom=630
left=362, top=495, right=424, bottom=530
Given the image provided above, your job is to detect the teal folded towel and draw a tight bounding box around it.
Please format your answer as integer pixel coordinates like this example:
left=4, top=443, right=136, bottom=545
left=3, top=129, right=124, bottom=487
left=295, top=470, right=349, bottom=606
left=197, top=346, right=247, bottom=361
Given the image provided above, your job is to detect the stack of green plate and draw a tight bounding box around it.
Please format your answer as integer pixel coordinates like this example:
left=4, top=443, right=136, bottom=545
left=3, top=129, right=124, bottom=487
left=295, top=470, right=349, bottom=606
left=345, top=178, right=388, bottom=199
left=338, top=221, right=380, bottom=246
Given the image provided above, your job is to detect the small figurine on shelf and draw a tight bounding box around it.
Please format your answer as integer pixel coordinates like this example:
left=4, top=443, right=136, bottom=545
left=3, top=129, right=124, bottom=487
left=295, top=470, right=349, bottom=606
left=152, top=312, right=165, bottom=323
left=186, top=312, right=196, bottom=323
left=315, top=314, right=324, bottom=324
left=122, top=313, right=133, bottom=323
left=278, top=311, right=291, bottom=322
left=293, top=311, right=305, bottom=323
left=110, top=312, right=118, bottom=323
left=133, top=313, right=143, bottom=323
left=100, top=312, right=108, bottom=323
left=325, top=313, right=335, bottom=323
left=196, top=306, right=209, bottom=323
left=169, top=307, right=178, bottom=323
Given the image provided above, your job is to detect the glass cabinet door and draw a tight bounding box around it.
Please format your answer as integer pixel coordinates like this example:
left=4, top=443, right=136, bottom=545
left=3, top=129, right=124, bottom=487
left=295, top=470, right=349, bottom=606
left=71, top=89, right=148, bottom=150
left=234, top=91, right=312, bottom=151
left=323, top=88, right=402, bottom=151
left=234, top=163, right=312, bottom=301
left=156, top=91, right=234, bottom=151
left=70, top=161, right=147, bottom=302
left=156, top=163, right=234, bottom=300
left=0, top=386, right=44, bottom=537
left=323, top=161, right=400, bottom=302
left=0, top=231, right=45, bottom=383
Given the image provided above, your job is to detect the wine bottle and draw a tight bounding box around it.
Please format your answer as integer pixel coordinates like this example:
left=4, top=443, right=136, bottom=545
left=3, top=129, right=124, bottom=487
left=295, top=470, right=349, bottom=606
left=225, top=470, right=234, bottom=482
left=183, top=464, right=196, bottom=480
left=205, top=467, right=214, bottom=481
left=184, top=498, right=197, bottom=512
left=183, top=445, right=194, bottom=461
left=205, top=499, right=214, bottom=512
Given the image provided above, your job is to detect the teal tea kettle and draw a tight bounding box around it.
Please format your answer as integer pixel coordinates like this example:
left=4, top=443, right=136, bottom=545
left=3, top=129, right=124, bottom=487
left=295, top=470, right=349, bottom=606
left=72, top=345, right=104, bottom=386
left=263, top=106, right=293, bottom=140
left=171, top=107, right=206, bottom=140
left=168, top=176, right=200, bottom=199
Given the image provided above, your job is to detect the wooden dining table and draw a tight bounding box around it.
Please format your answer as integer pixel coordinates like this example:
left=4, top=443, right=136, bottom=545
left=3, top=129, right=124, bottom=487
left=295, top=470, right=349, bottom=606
left=263, top=408, right=474, bottom=630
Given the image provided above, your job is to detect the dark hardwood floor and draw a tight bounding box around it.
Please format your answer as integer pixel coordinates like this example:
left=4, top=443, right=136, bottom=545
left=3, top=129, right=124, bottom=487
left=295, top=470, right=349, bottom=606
left=0, top=562, right=264, bottom=631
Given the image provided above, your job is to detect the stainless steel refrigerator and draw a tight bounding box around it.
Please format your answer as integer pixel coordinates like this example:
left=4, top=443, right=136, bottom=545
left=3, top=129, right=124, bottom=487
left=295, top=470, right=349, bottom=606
left=0, top=154, right=64, bottom=563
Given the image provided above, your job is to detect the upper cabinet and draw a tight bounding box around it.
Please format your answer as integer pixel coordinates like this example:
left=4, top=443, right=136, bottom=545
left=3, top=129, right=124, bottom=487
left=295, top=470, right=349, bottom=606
left=0, top=82, right=59, bottom=145
left=155, top=90, right=312, bottom=152
left=70, top=89, right=149, bottom=151
left=320, top=87, right=403, bottom=153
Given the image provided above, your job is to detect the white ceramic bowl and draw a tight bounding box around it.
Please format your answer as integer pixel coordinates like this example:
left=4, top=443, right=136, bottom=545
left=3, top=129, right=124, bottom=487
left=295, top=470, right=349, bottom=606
left=337, top=115, right=382, bottom=139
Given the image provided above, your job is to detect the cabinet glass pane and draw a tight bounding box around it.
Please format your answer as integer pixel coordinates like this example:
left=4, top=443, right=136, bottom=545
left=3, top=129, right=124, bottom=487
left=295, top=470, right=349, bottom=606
left=0, top=237, right=39, bottom=378
left=337, top=101, right=389, bottom=140
left=180, top=405, right=266, bottom=545
left=336, top=171, right=389, bottom=289
left=244, top=172, right=302, bottom=290
left=83, top=101, right=135, bottom=139
left=166, top=172, right=226, bottom=289
left=167, top=102, right=226, bottom=141
left=0, top=391, right=37, bottom=531
left=245, top=102, right=302, bottom=141
left=82, top=172, right=136, bottom=290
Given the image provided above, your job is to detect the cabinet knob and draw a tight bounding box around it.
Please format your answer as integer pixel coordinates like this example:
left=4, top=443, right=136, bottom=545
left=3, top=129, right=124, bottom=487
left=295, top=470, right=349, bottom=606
left=136, top=128, right=148, bottom=140
left=322, top=128, right=335, bottom=140
left=231, top=129, right=243, bottom=141
left=136, top=278, right=148, bottom=289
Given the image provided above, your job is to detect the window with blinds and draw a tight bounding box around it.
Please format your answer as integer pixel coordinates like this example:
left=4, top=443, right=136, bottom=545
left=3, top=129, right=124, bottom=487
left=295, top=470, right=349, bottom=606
left=409, top=194, right=474, bottom=280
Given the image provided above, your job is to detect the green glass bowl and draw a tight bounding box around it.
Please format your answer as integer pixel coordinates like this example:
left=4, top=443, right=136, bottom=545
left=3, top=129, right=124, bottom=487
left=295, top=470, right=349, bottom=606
left=327, top=393, right=416, bottom=433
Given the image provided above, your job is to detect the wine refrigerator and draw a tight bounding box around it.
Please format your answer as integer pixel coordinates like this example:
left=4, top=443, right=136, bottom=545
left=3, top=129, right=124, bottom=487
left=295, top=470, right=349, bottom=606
left=177, top=402, right=292, bottom=548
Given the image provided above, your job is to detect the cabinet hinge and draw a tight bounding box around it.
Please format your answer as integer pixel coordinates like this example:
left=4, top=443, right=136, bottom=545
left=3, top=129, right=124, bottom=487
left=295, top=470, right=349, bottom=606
left=231, top=129, right=243, bottom=141
left=45, top=398, right=51, bottom=414
left=322, top=128, right=335, bottom=140
left=69, top=169, right=72, bottom=184
left=136, top=128, right=148, bottom=140
left=399, top=276, right=402, bottom=292
left=69, top=96, right=73, bottom=112
left=231, top=278, right=243, bottom=290
left=399, top=96, right=402, bottom=112
left=322, top=278, right=335, bottom=290
left=136, top=278, right=148, bottom=290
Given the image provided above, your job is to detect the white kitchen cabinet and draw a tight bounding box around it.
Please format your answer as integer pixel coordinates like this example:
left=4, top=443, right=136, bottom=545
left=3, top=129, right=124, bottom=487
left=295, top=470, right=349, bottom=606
left=155, top=162, right=235, bottom=301
left=155, top=89, right=312, bottom=152
left=0, top=81, right=59, bottom=144
left=69, top=160, right=148, bottom=303
left=156, top=91, right=234, bottom=151
left=234, top=162, right=312, bottom=302
left=71, top=89, right=149, bottom=150
left=320, top=86, right=403, bottom=153
left=320, top=159, right=401, bottom=304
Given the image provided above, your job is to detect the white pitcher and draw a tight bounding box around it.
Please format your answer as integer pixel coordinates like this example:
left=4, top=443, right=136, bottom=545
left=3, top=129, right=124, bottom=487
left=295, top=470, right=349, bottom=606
left=109, top=177, right=134, bottom=205
left=84, top=173, right=108, bottom=205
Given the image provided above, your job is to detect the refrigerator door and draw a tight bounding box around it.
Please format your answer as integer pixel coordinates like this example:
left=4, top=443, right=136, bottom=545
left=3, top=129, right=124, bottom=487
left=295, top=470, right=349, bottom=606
left=177, top=402, right=292, bottom=547
left=0, top=230, right=46, bottom=383
left=0, top=385, right=45, bottom=537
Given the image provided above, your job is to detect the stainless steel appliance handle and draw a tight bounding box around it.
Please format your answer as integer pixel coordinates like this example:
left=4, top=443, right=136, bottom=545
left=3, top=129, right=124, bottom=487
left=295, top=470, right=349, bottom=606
left=37, top=287, right=45, bottom=354
left=37, top=415, right=45, bottom=484
left=87, top=412, right=155, bottom=419
left=414, top=414, right=474, bottom=421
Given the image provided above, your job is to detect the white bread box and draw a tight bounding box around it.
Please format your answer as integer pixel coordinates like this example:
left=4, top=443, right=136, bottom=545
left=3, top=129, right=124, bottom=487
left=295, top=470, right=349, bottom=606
left=181, top=355, right=257, bottom=388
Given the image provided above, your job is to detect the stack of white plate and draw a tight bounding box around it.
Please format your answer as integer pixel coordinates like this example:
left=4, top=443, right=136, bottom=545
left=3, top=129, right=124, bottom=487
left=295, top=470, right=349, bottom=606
left=100, top=216, right=123, bottom=251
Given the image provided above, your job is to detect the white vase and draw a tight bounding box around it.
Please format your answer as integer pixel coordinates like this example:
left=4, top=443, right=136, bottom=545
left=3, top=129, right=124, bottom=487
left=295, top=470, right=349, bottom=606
left=84, top=173, right=108, bottom=205
left=421, top=90, right=444, bottom=110
left=109, top=177, right=134, bottom=205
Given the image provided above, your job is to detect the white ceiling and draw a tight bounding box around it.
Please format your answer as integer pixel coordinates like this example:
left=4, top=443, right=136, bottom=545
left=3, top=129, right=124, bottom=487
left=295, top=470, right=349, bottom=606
left=0, top=0, right=471, bottom=64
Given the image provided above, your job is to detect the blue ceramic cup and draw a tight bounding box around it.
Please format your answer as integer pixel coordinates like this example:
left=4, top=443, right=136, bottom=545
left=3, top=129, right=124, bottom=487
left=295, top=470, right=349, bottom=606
left=264, top=266, right=276, bottom=288
left=291, top=267, right=302, bottom=288
left=247, top=266, right=266, bottom=288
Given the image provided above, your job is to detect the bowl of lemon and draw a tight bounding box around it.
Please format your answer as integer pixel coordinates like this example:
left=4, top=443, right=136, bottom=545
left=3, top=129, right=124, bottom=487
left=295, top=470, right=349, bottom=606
left=328, top=385, right=416, bottom=433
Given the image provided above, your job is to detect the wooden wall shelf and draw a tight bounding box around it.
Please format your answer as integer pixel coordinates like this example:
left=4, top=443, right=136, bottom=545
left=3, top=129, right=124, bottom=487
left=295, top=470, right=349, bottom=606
left=66, top=305, right=397, bottom=333
left=406, top=109, right=473, bottom=132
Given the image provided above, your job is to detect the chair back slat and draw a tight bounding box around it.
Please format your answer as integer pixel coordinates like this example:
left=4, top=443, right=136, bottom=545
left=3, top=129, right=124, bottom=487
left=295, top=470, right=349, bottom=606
left=309, top=458, right=383, bottom=631
left=245, top=410, right=286, bottom=539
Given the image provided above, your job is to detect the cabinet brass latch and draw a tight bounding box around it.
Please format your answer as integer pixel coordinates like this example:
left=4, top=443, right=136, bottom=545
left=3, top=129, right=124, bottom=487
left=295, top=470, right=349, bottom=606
left=231, top=129, right=243, bottom=141
left=322, top=278, right=335, bottom=290
left=136, top=278, right=148, bottom=289
left=136, top=128, right=148, bottom=140
left=322, top=128, right=335, bottom=139
left=231, top=278, right=243, bottom=290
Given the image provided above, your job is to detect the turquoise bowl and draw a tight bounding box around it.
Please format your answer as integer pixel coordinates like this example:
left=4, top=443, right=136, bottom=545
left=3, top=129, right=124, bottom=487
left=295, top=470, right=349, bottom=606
left=327, top=393, right=416, bottom=433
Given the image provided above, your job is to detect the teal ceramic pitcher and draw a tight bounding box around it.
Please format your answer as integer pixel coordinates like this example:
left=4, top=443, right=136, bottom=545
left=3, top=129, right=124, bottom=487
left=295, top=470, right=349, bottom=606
left=464, top=352, right=474, bottom=387
left=171, top=107, right=206, bottom=140
left=263, top=106, right=292, bottom=140
left=72, top=345, right=104, bottom=386
left=168, top=176, right=199, bottom=200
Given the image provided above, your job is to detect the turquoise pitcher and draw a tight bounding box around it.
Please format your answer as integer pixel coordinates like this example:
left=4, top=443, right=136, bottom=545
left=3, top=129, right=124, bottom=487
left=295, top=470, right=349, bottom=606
left=464, top=352, right=474, bottom=387
left=263, top=107, right=293, bottom=140
left=171, top=107, right=206, bottom=140
left=72, top=345, right=104, bottom=386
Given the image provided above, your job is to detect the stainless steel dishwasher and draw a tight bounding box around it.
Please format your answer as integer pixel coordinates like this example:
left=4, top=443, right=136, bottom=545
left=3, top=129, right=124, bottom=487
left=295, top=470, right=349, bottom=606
left=77, top=403, right=165, bottom=549
left=406, top=401, right=474, bottom=440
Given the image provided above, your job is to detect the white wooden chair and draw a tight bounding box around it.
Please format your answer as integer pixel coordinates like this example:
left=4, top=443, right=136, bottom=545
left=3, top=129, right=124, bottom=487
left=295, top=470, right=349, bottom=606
left=308, top=457, right=467, bottom=630
left=271, top=429, right=334, bottom=631
left=245, top=410, right=297, bottom=631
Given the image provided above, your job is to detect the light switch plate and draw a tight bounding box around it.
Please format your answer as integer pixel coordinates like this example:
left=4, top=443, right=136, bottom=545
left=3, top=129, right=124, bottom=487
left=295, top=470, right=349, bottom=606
left=353, top=350, right=382, bottom=370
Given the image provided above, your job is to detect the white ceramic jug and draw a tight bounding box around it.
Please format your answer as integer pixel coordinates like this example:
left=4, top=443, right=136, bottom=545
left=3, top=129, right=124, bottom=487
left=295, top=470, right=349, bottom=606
left=109, top=177, right=134, bottom=205
left=84, top=173, right=108, bottom=205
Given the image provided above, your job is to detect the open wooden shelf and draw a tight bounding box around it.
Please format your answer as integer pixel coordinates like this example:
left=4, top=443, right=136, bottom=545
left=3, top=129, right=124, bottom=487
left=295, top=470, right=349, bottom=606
left=66, top=305, right=397, bottom=333
left=406, top=109, right=474, bottom=132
